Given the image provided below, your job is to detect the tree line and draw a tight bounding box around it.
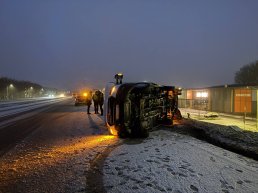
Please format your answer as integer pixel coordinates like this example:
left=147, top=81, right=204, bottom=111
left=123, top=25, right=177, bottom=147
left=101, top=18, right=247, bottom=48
left=235, top=60, right=258, bottom=85
left=0, top=77, right=57, bottom=99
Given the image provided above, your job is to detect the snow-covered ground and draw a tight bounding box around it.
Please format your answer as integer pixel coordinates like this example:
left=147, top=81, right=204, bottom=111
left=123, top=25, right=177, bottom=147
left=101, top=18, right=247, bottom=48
left=180, top=108, right=258, bottom=132
left=103, top=129, right=258, bottom=193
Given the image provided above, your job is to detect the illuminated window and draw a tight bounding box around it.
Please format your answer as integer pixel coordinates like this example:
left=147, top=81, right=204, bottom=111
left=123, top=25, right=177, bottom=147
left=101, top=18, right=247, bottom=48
left=196, top=91, right=208, bottom=98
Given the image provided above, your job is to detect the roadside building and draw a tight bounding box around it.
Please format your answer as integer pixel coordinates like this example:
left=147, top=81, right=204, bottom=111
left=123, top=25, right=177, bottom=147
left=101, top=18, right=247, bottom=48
left=179, top=84, right=258, bottom=117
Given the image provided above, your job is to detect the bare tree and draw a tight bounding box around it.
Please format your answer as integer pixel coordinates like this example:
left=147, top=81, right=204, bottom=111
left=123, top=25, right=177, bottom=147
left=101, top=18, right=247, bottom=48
left=235, top=61, right=258, bottom=85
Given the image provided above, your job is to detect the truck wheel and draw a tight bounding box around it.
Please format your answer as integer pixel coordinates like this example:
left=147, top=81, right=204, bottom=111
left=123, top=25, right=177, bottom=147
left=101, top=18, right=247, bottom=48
left=139, top=128, right=149, bottom=138
left=131, top=126, right=149, bottom=138
left=118, top=130, right=128, bottom=138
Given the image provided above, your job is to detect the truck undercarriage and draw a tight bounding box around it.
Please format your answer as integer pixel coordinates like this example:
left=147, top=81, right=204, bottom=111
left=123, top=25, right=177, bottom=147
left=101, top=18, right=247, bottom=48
left=106, top=82, right=182, bottom=138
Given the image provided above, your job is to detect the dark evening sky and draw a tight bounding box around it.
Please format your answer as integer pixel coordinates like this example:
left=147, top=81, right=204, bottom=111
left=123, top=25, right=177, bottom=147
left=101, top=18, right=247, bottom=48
left=1, top=0, right=258, bottom=90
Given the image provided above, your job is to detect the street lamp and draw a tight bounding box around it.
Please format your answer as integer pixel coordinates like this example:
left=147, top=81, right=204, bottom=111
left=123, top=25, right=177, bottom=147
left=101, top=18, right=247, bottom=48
left=24, top=88, right=27, bottom=98
left=39, top=88, right=44, bottom=97
left=30, top=87, right=33, bottom=98
left=6, top=84, right=14, bottom=100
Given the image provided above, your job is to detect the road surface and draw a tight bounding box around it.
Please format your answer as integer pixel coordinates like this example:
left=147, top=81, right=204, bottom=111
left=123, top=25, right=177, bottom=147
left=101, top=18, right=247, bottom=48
left=0, top=99, right=257, bottom=193
left=0, top=98, right=119, bottom=193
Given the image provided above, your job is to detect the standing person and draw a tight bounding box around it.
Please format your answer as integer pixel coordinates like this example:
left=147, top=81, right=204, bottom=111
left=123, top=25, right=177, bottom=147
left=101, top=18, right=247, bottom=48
left=98, top=91, right=104, bottom=116
left=92, top=91, right=99, bottom=114
left=86, top=91, right=92, bottom=114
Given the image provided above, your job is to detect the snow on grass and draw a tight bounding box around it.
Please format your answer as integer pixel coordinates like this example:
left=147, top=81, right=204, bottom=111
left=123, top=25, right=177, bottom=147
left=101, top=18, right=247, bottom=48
left=180, top=108, right=257, bottom=133
left=186, top=119, right=258, bottom=158
left=103, top=130, right=258, bottom=193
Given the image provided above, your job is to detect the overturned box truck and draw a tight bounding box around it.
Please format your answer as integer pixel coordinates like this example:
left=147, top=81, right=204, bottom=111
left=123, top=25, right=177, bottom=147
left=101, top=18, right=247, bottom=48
left=104, top=74, right=182, bottom=138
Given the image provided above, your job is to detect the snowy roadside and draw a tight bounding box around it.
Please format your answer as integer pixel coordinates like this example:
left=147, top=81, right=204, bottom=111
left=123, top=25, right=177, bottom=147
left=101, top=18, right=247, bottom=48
left=183, top=119, right=258, bottom=160
left=103, top=129, right=258, bottom=193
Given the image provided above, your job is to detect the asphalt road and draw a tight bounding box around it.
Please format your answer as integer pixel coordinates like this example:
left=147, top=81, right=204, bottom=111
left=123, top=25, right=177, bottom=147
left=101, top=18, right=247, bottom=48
left=0, top=98, right=119, bottom=193
left=0, top=98, right=74, bottom=156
